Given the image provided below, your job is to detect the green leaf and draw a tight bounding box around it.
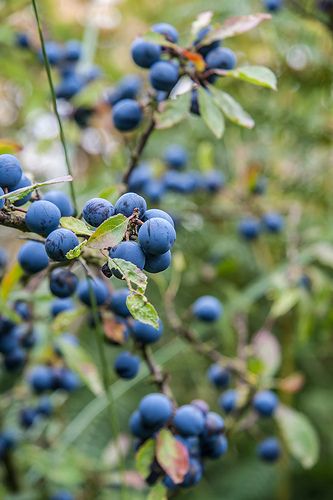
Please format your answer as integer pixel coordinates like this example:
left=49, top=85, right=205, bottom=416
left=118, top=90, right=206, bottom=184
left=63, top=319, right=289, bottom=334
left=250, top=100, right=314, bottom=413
left=0, top=175, right=73, bottom=202
left=142, top=31, right=177, bottom=49
left=108, top=258, right=147, bottom=293
left=252, top=330, right=281, bottom=378
left=197, top=87, right=225, bottom=138
left=227, top=66, right=277, bottom=90
left=57, top=338, right=104, bottom=396
left=155, top=92, right=191, bottom=129
left=191, top=11, right=213, bottom=39
left=65, top=240, right=87, bottom=260
left=276, top=405, right=319, bottom=469
left=0, top=139, right=22, bottom=155
left=126, top=293, right=159, bottom=329
left=200, top=13, right=271, bottom=44
left=147, top=483, right=168, bottom=500
left=0, top=260, right=24, bottom=301
left=52, top=306, right=86, bottom=333
left=156, top=429, right=189, bottom=484
left=271, top=289, right=300, bottom=318
left=135, top=439, right=155, bottom=479
left=87, top=214, right=128, bottom=250
left=209, top=86, right=255, bottom=129
left=60, top=217, right=93, bottom=236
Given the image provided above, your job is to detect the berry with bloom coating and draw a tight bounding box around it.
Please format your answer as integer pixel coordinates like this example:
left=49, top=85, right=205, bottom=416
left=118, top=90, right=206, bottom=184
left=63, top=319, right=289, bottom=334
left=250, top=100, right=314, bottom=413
left=9, top=174, right=32, bottom=206
left=202, top=434, right=228, bottom=459
left=4, top=348, right=26, bottom=371
left=138, top=217, right=176, bottom=255
left=164, top=145, right=188, bottom=170
left=50, top=268, right=78, bottom=298
left=112, top=99, right=142, bottom=132
left=144, top=250, right=171, bottom=273
left=192, top=296, right=223, bottom=322
left=114, top=192, right=147, bottom=218
left=25, top=200, right=61, bottom=236
left=43, top=190, right=74, bottom=216
left=77, top=278, right=109, bottom=307
left=207, top=363, right=230, bottom=388
left=18, top=241, right=49, bottom=274
left=253, top=390, right=278, bottom=417
left=45, top=228, right=79, bottom=262
left=238, top=217, right=261, bottom=240
left=257, top=437, right=281, bottom=462
left=149, top=61, right=179, bottom=92
left=50, top=298, right=74, bottom=317
left=139, top=393, right=173, bottom=428
left=218, top=389, right=238, bottom=413
left=108, top=288, right=131, bottom=317
left=131, top=38, right=161, bottom=68
left=131, top=319, right=163, bottom=344
left=82, top=198, right=115, bottom=227
left=206, top=47, right=237, bottom=71
left=173, top=405, right=205, bottom=436
left=114, top=351, right=140, bottom=379
left=142, top=209, right=174, bottom=227
left=0, top=154, right=23, bottom=189
left=262, top=212, right=284, bottom=233
left=28, top=365, right=54, bottom=393
left=152, top=22, right=179, bottom=43
left=263, top=0, right=283, bottom=12
left=129, top=410, right=154, bottom=439
left=109, top=241, right=146, bottom=270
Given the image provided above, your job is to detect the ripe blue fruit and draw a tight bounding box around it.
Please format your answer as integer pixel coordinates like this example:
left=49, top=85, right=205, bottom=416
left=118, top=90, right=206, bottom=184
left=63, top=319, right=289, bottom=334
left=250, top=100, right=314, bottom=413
left=114, top=192, right=147, bottom=218
left=139, top=393, right=173, bottom=428
left=253, top=390, right=278, bottom=417
left=195, top=26, right=220, bottom=57
left=38, top=41, right=63, bottom=66
left=181, top=458, right=203, bottom=487
left=9, top=174, right=32, bottom=206
left=109, top=241, right=146, bottom=270
left=0, top=154, right=23, bottom=188
left=4, top=347, right=26, bottom=371
left=262, top=212, right=284, bottom=233
left=263, top=0, right=283, bottom=12
left=56, top=74, right=84, bottom=100
left=0, top=329, right=19, bottom=354
left=77, top=277, right=109, bottom=307
left=45, top=228, right=79, bottom=262
left=203, top=170, right=225, bottom=192
left=36, top=396, right=53, bottom=417
left=131, top=319, right=163, bottom=344
left=128, top=163, right=152, bottom=192
left=129, top=410, right=155, bottom=439
left=112, top=99, right=143, bottom=132
left=114, top=351, right=140, bottom=379
left=15, top=32, right=30, bottom=49
left=57, top=368, right=80, bottom=392
left=203, top=411, right=225, bottom=436
left=149, top=61, right=179, bottom=92
left=0, top=430, right=16, bottom=458
left=51, top=298, right=74, bottom=317
left=206, top=47, right=237, bottom=71
left=173, top=405, right=205, bottom=436
left=202, top=434, right=228, bottom=459
left=82, top=197, right=115, bottom=227
left=43, top=190, right=74, bottom=216
left=28, top=365, right=54, bottom=393
left=14, top=300, right=31, bottom=320
left=138, top=217, right=176, bottom=255
left=50, top=268, right=78, bottom=298
left=191, top=399, right=210, bottom=415
left=238, top=217, right=261, bottom=241
left=144, top=250, right=171, bottom=273
left=108, top=75, right=142, bottom=105
left=190, top=89, right=200, bottom=115
left=164, top=145, right=188, bottom=170
left=143, top=179, right=165, bottom=203
left=152, top=22, right=179, bottom=43
left=51, top=492, right=74, bottom=500
left=131, top=38, right=161, bottom=68
left=207, top=363, right=230, bottom=388
left=142, top=209, right=174, bottom=227
left=20, top=407, right=39, bottom=429
left=192, top=296, right=223, bottom=322
left=18, top=241, right=49, bottom=274
left=108, top=288, right=130, bottom=317
left=25, top=200, right=61, bottom=236
left=257, top=437, right=281, bottom=462
left=218, top=389, right=238, bottom=413
left=64, top=39, right=81, bottom=62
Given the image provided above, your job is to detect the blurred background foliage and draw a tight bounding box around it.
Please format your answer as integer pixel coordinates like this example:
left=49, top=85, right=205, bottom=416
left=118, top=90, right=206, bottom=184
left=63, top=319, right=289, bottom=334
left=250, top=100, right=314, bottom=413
left=1, top=0, right=333, bottom=499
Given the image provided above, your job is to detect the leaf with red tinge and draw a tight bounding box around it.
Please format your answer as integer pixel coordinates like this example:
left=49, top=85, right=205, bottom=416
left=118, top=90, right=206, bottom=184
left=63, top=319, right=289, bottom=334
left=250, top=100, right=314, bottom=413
left=148, top=482, right=168, bottom=500
left=156, top=429, right=189, bottom=484
left=200, top=13, right=271, bottom=44
left=279, top=373, right=305, bottom=393
left=0, top=139, right=22, bottom=154
left=103, top=315, right=128, bottom=345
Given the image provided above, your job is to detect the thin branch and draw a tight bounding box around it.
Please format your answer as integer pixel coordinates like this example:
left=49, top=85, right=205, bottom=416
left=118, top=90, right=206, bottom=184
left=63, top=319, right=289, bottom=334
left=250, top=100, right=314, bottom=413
left=0, top=210, right=28, bottom=232
left=141, top=345, right=174, bottom=400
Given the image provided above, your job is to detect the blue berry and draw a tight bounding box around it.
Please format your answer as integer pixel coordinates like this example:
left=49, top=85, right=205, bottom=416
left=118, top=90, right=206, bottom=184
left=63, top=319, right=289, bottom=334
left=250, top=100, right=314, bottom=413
left=57, top=368, right=80, bottom=392
left=206, top=47, right=237, bottom=71
left=191, top=399, right=210, bottom=415
left=142, top=209, right=174, bottom=227
left=238, top=217, right=261, bottom=241
left=77, top=278, right=109, bottom=307
left=262, top=212, right=284, bottom=233
left=50, top=491, right=74, bottom=500
left=173, top=405, right=205, bottom=436
left=195, top=26, right=220, bottom=57
left=114, top=351, right=140, bottom=379
left=181, top=458, right=203, bottom=487
left=164, top=145, right=188, bottom=170
left=15, top=32, right=30, bottom=48
left=28, top=365, right=55, bottom=393
left=38, top=41, right=63, bottom=66
left=25, top=200, right=61, bottom=236
left=20, top=407, right=39, bottom=429
left=152, top=23, right=179, bottom=43
left=253, top=390, right=278, bottom=417
left=13, top=300, right=32, bottom=320
left=128, top=163, right=152, bottom=192
left=50, top=269, right=78, bottom=298
left=131, top=319, right=163, bottom=344
left=129, top=410, right=155, bottom=439
left=43, top=190, right=74, bottom=216
left=109, top=241, right=146, bottom=270
left=107, top=75, right=142, bottom=106
left=203, top=170, right=225, bottom=192
left=4, top=348, right=26, bottom=371
left=202, top=434, right=228, bottom=459
left=0, top=430, right=16, bottom=457
left=82, top=198, right=115, bottom=227
left=139, top=393, right=173, bottom=428
left=108, top=288, right=130, bottom=317
left=218, top=389, right=238, bottom=413
left=45, top=228, right=79, bottom=262
left=257, top=437, right=281, bottom=462
left=203, top=411, right=225, bottom=436
left=36, top=396, right=53, bottom=417
left=131, top=38, right=161, bottom=68
left=138, top=217, right=176, bottom=255
left=56, top=74, right=84, bottom=100
left=64, top=39, right=81, bottom=62
left=51, top=298, right=75, bottom=317
left=112, top=99, right=142, bottom=132
left=0, top=329, right=19, bottom=354
left=192, top=296, right=223, bottom=322
left=142, top=179, right=165, bottom=203
left=114, top=192, right=147, bottom=218
left=144, top=250, right=171, bottom=273
left=0, top=154, right=23, bottom=188
left=207, top=363, right=230, bottom=388
left=263, top=0, right=283, bottom=12
left=149, top=61, right=179, bottom=92
left=9, top=174, right=32, bottom=206
left=18, top=241, right=49, bottom=274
